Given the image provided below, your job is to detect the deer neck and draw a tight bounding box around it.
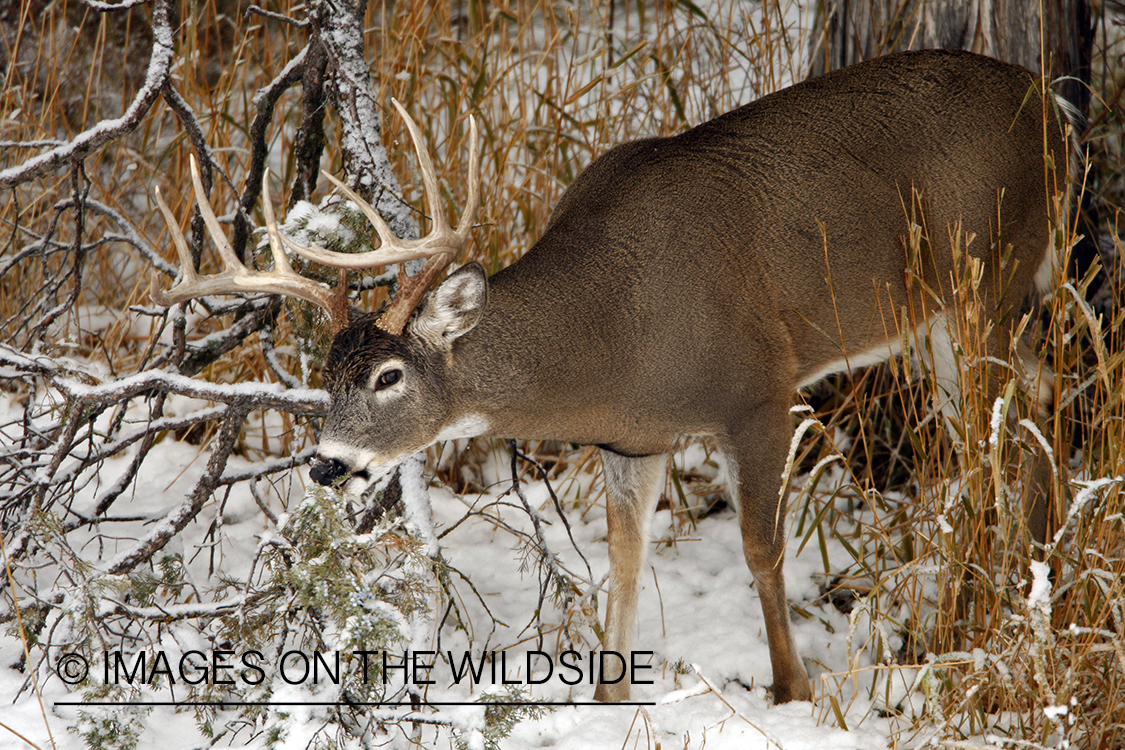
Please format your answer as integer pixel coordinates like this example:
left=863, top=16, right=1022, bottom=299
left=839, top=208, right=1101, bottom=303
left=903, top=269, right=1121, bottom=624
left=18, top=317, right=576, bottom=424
left=443, top=268, right=620, bottom=445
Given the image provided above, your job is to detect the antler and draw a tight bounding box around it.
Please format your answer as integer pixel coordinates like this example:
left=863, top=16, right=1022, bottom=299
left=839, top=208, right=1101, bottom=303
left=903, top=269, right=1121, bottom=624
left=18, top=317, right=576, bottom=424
left=150, top=100, right=481, bottom=336
left=278, top=99, right=481, bottom=334
left=150, top=154, right=350, bottom=331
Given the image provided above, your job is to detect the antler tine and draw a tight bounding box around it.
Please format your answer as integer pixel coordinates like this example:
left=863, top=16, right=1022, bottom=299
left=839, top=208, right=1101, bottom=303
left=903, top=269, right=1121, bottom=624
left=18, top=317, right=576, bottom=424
left=259, top=172, right=297, bottom=277
left=390, top=98, right=449, bottom=238
left=376, top=107, right=480, bottom=335
left=187, top=154, right=242, bottom=271
left=261, top=172, right=351, bottom=330
left=321, top=171, right=395, bottom=245
left=279, top=103, right=480, bottom=273
left=149, top=184, right=198, bottom=305
left=150, top=107, right=481, bottom=338
left=456, top=114, right=480, bottom=237
left=149, top=156, right=350, bottom=331
left=273, top=104, right=481, bottom=335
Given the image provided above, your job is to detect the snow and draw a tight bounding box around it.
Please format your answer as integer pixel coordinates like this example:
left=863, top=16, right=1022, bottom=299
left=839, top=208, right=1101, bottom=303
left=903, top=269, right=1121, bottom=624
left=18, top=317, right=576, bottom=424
left=989, top=395, right=1006, bottom=448
left=1, top=406, right=906, bottom=749
left=2, top=0, right=1104, bottom=748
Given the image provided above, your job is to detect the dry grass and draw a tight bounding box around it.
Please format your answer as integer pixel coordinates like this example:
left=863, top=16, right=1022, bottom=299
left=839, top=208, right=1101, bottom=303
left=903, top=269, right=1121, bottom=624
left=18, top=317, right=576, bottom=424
left=803, top=214, right=1125, bottom=746
left=2, top=0, right=1125, bottom=747
left=1, top=0, right=801, bottom=452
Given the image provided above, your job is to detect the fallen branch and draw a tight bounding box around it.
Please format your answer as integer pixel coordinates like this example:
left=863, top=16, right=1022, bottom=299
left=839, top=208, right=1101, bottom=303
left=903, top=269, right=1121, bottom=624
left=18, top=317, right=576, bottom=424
left=0, top=0, right=175, bottom=188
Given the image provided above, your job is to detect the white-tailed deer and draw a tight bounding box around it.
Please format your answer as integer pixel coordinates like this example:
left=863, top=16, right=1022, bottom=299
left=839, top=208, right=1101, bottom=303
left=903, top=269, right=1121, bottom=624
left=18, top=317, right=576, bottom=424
left=153, top=50, right=1069, bottom=704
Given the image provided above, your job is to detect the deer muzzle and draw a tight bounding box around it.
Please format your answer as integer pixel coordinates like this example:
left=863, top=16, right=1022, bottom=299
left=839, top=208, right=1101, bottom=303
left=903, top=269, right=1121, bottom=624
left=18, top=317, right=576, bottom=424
left=309, top=457, right=353, bottom=487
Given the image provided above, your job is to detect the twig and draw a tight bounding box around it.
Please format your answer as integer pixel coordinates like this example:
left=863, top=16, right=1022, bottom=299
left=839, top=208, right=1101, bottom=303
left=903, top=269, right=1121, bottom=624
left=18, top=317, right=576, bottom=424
left=0, top=0, right=175, bottom=188
left=30, top=162, right=92, bottom=339
left=684, top=665, right=785, bottom=749
left=246, top=4, right=309, bottom=27
left=98, top=592, right=276, bottom=620
left=0, top=139, right=66, bottom=149
left=509, top=443, right=593, bottom=578
left=237, top=44, right=307, bottom=255
left=103, top=405, right=251, bottom=574
left=506, top=440, right=581, bottom=646
left=218, top=448, right=319, bottom=486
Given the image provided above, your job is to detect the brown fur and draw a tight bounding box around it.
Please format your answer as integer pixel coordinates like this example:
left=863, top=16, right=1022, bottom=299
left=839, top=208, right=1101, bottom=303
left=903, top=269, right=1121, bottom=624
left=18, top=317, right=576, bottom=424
left=313, top=50, right=1069, bottom=703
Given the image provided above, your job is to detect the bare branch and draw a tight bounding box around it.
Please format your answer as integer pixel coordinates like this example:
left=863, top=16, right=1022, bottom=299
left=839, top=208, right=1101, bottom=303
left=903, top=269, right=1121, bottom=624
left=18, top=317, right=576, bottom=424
left=245, top=5, right=309, bottom=27
left=29, top=162, right=92, bottom=338
left=79, top=0, right=151, bottom=10
left=47, top=406, right=227, bottom=489
left=81, top=198, right=178, bottom=276
left=505, top=440, right=584, bottom=646
left=235, top=44, right=309, bottom=257
left=174, top=296, right=284, bottom=377
left=0, top=140, right=67, bottom=149
left=0, top=0, right=175, bottom=188
left=510, top=442, right=593, bottom=579
left=103, top=405, right=249, bottom=574
left=290, top=39, right=329, bottom=206
left=217, top=447, right=318, bottom=486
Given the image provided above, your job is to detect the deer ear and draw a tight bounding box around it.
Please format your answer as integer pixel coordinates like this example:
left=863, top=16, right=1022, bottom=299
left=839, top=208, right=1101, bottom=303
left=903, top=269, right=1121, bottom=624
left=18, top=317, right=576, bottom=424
left=411, top=262, right=487, bottom=346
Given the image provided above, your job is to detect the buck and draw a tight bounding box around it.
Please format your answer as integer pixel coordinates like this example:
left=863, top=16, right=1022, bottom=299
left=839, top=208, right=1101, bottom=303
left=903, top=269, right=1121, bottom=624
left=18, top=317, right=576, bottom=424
left=153, top=49, right=1069, bottom=704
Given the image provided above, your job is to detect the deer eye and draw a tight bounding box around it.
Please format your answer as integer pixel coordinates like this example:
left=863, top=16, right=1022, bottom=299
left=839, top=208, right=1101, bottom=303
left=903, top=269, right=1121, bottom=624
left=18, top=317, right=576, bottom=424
left=374, top=369, right=402, bottom=390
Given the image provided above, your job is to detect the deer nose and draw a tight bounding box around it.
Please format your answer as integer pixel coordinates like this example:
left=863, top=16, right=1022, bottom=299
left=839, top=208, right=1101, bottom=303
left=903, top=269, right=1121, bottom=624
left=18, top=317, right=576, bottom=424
left=310, top=457, right=350, bottom=486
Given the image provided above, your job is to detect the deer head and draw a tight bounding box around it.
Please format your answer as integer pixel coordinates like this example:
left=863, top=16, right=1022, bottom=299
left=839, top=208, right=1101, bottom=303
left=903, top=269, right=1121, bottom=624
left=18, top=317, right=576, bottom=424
left=152, top=101, right=482, bottom=487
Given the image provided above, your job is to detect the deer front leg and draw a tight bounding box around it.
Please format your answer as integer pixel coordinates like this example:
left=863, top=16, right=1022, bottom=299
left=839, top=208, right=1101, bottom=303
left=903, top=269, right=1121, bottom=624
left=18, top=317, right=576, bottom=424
left=594, top=450, right=665, bottom=702
left=728, top=404, right=813, bottom=704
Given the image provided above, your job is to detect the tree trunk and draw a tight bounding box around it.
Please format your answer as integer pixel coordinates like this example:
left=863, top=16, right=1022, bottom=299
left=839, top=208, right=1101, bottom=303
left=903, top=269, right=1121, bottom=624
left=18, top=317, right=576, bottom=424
left=807, top=0, right=1099, bottom=287
left=808, top=0, right=1093, bottom=113
left=307, top=0, right=418, bottom=242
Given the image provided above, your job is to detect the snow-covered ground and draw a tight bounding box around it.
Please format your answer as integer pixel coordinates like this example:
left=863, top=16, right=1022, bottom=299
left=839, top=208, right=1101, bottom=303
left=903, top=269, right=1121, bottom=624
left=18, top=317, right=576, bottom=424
left=7, top=0, right=1117, bottom=746
left=1, top=413, right=911, bottom=749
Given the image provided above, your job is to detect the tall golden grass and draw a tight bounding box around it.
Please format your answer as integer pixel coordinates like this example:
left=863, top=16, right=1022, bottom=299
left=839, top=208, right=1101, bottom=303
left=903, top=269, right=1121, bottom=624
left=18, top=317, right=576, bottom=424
left=2, top=0, right=1123, bottom=746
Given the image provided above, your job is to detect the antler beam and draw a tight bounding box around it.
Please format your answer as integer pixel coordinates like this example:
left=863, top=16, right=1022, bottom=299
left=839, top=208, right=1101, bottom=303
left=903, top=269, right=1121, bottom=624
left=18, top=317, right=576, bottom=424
left=150, top=101, right=480, bottom=336
left=279, top=100, right=480, bottom=334
left=150, top=155, right=349, bottom=330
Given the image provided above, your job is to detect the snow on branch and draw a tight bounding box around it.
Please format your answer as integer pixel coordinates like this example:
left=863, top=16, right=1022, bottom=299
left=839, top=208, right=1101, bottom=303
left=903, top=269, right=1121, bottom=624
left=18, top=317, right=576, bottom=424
left=0, top=0, right=174, bottom=188
left=97, top=594, right=256, bottom=620
left=50, top=364, right=328, bottom=416
left=246, top=4, right=310, bottom=28
left=307, top=0, right=418, bottom=242
left=1, top=341, right=327, bottom=415
left=79, top=0, right=151, bottom=10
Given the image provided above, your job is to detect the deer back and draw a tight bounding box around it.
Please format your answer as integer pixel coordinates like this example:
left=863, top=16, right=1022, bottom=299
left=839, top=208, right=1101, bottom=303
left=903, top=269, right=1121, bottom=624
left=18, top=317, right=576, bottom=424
left=314, top=48, right=1068, bottom=475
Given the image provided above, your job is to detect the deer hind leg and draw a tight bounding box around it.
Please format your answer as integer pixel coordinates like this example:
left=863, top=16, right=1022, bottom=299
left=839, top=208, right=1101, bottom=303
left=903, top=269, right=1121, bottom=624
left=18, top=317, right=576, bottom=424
left=594, top=450, right=666, bottom=702
left=1015, top=337, right=1055, bottom=545
left=923, top=313, right=1053, bottom=544
left=727, top=399, right=812, bottom=704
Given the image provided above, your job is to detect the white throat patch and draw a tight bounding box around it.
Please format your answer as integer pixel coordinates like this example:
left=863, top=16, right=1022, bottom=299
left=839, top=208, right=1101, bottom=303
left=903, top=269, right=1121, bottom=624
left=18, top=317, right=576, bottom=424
left=434, top=414, right=490, bottom=442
